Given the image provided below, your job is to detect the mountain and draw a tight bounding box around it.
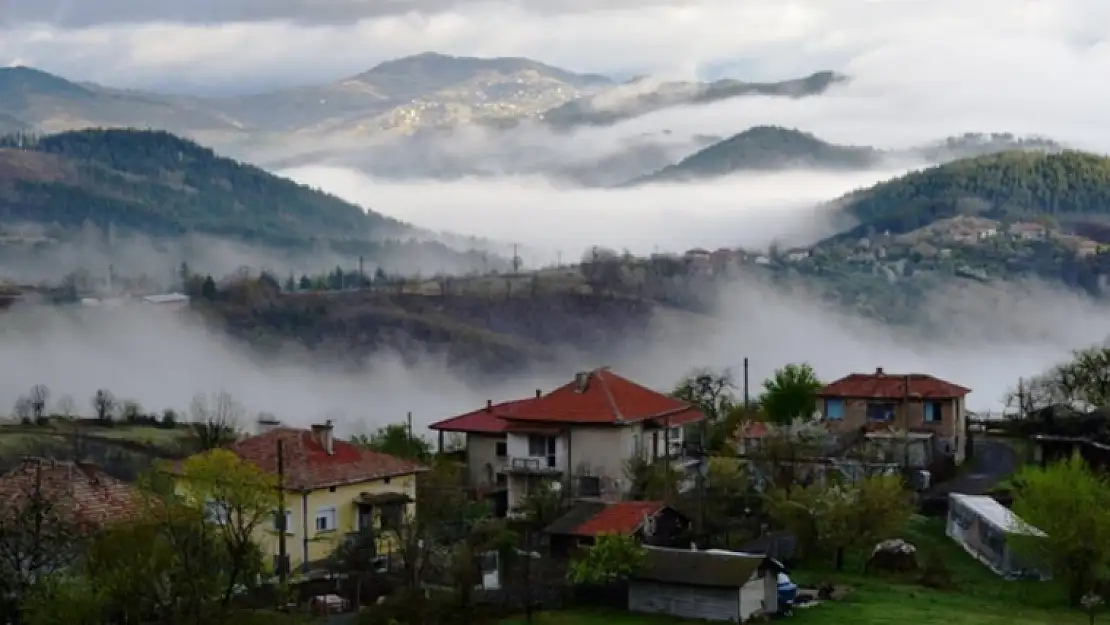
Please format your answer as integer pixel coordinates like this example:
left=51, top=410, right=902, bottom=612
left=0, top=66, right=245, bottom=140
left=0, top=128, right=406, bottom=248
left=0, top=112, right=27, bottom=134
left=833, top=150, right=1110, bottom=237
left=630, top=126, right=879, bottom=184
left=540, top=71, right=845, bottom=130
left=212, top=52, right=614, bottom=135
left=912, top=132, right=1065, bottom=163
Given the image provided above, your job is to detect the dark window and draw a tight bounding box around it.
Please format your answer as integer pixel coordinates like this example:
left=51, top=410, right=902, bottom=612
left=380, top=503, right=405, bottom=531
left=496, top=473, right=507, bottom=487
left=924, top=401, right=943, bottom=423
left=495, top=441, right=508, bottom=457
left=329, top=486, right=336, bottom=493
left=867, top=402, right=897, bottom=422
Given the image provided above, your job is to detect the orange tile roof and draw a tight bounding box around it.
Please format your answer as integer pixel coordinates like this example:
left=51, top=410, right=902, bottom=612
left=428, top=398, right=539, bottom=433
left=507, top=368, right=705, bottom=425
left=0, top=459, right=140, bottom=527
left=572, top=501, right=667, bottom=537
left=819, top=369, right=971, bottom=399
left=230, top=427, right=426, bottom=491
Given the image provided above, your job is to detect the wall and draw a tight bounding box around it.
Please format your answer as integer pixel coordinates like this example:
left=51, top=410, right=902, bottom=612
left=466, top=434, right=506, bottom=488
left=571, top=425, right=638, bottom=487
left=823, top=396, right=965, bottom=463
left=629, top=581, right=739, bottom=622
left=257, top=473, right=418, bottom=571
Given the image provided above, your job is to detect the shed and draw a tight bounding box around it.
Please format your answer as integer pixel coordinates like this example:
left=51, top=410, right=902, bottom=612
left=628, top=546, right=783, bottom=622
left=946, top=493, right=1049, bottom=580
left=544, top=500, right=689, bottom=558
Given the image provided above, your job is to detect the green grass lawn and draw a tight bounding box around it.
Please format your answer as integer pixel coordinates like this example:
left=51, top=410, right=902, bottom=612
left=502, top=516, right=1089, bottom=625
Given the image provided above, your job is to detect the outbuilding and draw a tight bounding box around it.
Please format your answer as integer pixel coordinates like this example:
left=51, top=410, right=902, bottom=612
left=947, top=493, right=1049, bottom=580
left=628, top=546, right=783, bottom=622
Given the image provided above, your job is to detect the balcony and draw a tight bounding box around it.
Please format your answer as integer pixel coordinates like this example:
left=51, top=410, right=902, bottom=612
left=504, top=456, right=562, bottom=476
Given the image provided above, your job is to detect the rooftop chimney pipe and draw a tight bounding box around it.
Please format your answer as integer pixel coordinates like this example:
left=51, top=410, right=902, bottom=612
left=486, top=399, right=493, bottom=412
left=536, top=388, right=542, bottom=398
left=875, top=367, right=885, bottom=376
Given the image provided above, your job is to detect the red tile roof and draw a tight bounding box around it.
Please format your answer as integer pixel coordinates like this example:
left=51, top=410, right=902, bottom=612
left=428, top=398, right=538, bottom=433
left=230, top=427, right=426, bottom=491
left=0, top=459, right=140, bottom=527
left=819, top=369, right=971, bottom=399
left=572, top=501, right=667, bottom=537
left=507, top=368, right=705, bottom=425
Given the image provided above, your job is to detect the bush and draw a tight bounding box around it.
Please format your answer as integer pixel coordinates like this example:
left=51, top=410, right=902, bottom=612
left=918, top=551, right=954, bottom=589
left=19, top=416, right=32, bottom=426
left=34, top=415, right=50, bottom=427
left=160, top=409, right=178, bottom=429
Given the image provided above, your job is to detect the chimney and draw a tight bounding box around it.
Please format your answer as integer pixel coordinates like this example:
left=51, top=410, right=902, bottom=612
left=311, top=421, right=335, bottom=455
left=875, top=367, right=885, bottom=376
left=486, top=399, right=493, bottom=412
left=536, top=388, right=542, bottom=398
left=574, top=371, right=590, bottom=392
left=256, top=413, right=282, bottom=434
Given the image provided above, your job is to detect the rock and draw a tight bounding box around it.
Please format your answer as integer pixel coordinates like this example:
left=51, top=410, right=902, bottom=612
left=865, top=538, right=919, bottom=573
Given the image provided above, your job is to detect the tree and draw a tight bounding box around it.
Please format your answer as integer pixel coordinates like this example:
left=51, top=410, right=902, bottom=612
left=91, top=389, right=114, bottom=422
left=1010, top=346, right=1110, bottom=412
left=764, top=474, right=911, bottom=570
left=0, top=462, right=83, bottom=624
left=13, top=396, right=33, bottom=422
left=187, top=391, right=244, bottom=451
left=568, top=533, right=647, bottom=585
left=351, top=423, right=431, bottom=461
left=673, top=369, right=736, bottom=422
left=27, top=385, right=49, bottom=420
left=55, top=395, right=74, bottom=419
left=200, top=275, right=218, bottom=300
left=760, top=363, right=823, bottom=424
left=1010, top=454, right=1110, bottom=605
left=173, top=449, right=276, bottom=606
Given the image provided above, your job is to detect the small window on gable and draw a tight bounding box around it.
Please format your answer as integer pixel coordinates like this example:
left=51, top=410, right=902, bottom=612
left=826, top=399, right=844, bottom=420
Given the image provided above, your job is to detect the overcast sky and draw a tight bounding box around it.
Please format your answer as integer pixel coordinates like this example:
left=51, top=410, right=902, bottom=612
left=2, top=0, right=1105, bottom=96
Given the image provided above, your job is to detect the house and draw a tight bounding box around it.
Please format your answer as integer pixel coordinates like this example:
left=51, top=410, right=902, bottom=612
left=628, top=546, right=783, bottom=622
left=221, top=422, right=426, bottom=573
left=947, top=493, right=1049, bottom=580
left=1008, top=222, right=1047, bottom=240
left=429, top=368, right=705, bottom=515
left=817, top=367, right=972, bottom=465
left=0, top=458, right=140, bottom=528
left=544, top=500, right=690, bottom=557
left=140, top=292, right=190, bottom=309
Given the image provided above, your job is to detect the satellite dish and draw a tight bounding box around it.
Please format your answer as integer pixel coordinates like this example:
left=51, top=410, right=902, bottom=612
left=549, top=481, right=562, bottom=493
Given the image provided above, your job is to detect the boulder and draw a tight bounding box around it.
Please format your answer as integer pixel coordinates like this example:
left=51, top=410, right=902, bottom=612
left=865, top=538, right=918, bottom=573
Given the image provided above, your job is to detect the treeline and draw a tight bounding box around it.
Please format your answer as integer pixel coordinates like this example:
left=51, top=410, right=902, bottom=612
left=842, top=150, right=1110, bottom=235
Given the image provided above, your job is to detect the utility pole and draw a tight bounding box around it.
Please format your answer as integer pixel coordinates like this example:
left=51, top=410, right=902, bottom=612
left=556, top=250, right=563, bottom=268
left=406, top=411, right=414, bottom=448
left=358, top=255, right=365, bottom=287
left=1017, top=377, right=1026, bottom=420
left=743, top=358, right=750, bottom=408
left=512, top=244, right=521, bottom=274
left=277, top=439, right=288, bottom=584
left=902, top=374, right=911, bottom=468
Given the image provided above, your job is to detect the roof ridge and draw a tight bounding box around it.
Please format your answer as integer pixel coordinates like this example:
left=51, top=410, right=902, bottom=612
left=596, top=368, right=626, bottom=423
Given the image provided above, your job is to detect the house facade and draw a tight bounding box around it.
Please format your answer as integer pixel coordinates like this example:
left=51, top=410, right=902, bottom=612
left=817, top=367, right=972, bottom=465
left=429, top=368, right=705, bottom=514
left=224, top=422, right=425, bottom=573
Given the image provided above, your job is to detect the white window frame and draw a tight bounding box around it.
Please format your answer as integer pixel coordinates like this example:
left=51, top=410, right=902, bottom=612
left=274, top=509, right=294, bottom=534
left=315, top=506, right=338, bottom=533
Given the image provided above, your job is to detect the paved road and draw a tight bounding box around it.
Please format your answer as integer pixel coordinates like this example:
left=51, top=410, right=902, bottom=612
left=927, top=438, right=1018, bottom=496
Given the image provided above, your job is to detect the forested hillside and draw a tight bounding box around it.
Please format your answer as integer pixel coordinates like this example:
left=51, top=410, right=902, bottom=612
left=0, top=129, right=405, bottom=248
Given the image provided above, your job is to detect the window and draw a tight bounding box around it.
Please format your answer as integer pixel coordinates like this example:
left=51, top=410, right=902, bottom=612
left=496, top=472, right=507, bottom=487
left=204, top=500, right=229, bottom=524
left=315, top=507, right=337, bottom=533
left=495, top=441, right=508, bottom=457
left=380, top=503, right=405, bottom=531
left=273, top=509, right=294, bottom=534
left=924, top=401, right=943, bottom=423
left=825, top=399, right=844, bottom=420
left=528, top=435, right=557, bottom=467
left=866, top=402, right=897, bottom=422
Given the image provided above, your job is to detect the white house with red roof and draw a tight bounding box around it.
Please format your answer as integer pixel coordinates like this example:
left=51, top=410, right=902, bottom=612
left=429, top=367, right=705, bottom=514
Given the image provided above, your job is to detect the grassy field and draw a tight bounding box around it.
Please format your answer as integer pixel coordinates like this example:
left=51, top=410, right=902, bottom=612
left=501, top=516, right=1088, bottom=625
left=0, top=420, right=192, bottom=459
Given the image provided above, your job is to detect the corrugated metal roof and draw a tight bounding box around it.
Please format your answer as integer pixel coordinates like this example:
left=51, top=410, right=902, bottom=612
left=950, top=493, right=1045, bottom=536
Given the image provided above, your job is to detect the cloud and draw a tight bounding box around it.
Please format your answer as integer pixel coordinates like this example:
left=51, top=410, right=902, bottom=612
left=2, top=0, right=1103, bottom=102
left=278, top=165, right=903, bottom=262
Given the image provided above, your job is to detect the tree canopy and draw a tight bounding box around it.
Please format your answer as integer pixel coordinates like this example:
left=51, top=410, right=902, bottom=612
left=760, top=363, right=822, bottom=424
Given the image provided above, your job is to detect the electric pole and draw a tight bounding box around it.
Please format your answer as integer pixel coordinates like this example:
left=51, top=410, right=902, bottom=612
left=277, top=439, right=288, bottom=584
left=512, top=244, right=521, bottom=274
left=743, top=358, right=750, bottom=408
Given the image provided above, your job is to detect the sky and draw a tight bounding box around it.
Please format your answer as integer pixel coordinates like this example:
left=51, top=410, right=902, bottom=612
left=2, top=0, right=1110, bottom=425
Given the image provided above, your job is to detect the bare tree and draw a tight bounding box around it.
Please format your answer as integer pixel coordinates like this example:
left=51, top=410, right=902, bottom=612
left=0, top=461, right=83, bottom=623
left=55, top=395, right=75, bottom=419
left=12, top=397, right=32, bottom=422
left=27, top=385, right=49, bottom=420
left=1006, top=346, right=1110, bottom=414
left=91, top=389, right=115, bottom=422
left=187, top=391, right=244, bottom=451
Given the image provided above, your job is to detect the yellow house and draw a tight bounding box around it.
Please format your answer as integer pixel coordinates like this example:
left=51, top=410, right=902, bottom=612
left=227, top=421, right=426, bottom=573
